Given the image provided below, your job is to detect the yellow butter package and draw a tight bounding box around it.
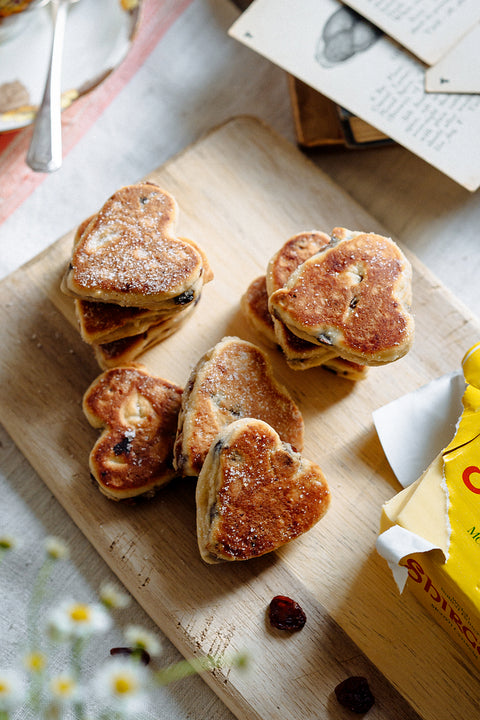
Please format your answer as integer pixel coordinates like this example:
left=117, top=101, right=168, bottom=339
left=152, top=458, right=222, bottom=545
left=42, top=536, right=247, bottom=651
left=377, top=342, right=480, bottom=663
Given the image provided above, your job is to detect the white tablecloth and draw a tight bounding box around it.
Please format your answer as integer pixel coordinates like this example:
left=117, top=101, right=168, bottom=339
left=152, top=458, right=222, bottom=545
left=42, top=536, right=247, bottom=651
left=0, top=1, right=478, bottom=718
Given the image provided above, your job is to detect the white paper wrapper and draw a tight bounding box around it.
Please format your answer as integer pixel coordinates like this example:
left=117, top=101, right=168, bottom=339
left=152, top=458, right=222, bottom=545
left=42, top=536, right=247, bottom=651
left=376, top=525, right=443, bottom=590
left=373, top=370, right=465, bottom=489
left=373, top=370, right=465, bottom=590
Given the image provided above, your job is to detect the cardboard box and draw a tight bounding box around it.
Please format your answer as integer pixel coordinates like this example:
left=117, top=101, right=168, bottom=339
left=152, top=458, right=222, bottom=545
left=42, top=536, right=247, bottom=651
left=377, top=342, right=480, bottom=664
left=288, top=75, right=391, bottom=149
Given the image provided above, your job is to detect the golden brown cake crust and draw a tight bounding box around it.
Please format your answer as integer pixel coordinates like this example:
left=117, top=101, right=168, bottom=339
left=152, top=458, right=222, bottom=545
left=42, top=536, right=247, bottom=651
left=240, top=275, right=277, bottom=347
left=174, top=336, right=304, bottom=477
left=265, top=231, right=366, bottom=373
left=266, top=230, right=331, bottom=296
left=75, top=299, right=164, bottom=344
left=92, top=305, right=196, bottom=370
left=62, top=183, right=204, bottom=307
left=241, top=273, right=367, bottom=378
left=83, top=364, right=183, bottom=500
left=269, top=229, right=414, bottom=365
left=196, top=418, right=330, bottom=563
left=72, top=212, right=212, bottom=345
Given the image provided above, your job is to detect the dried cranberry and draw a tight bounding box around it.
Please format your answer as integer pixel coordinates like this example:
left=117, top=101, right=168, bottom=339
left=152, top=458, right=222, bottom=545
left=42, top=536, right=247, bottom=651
left=113, top=436, right=132, bottom=456
left=110, top=647, right=151, bottom=665
left=174, top=290, right=195, bottom=305
left=334, top=676, right=375, bottom=714
left=268, top=595, right=306, bottom=631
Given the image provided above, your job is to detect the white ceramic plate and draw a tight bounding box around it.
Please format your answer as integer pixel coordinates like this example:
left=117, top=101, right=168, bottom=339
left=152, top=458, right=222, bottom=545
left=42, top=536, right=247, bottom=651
left=0, top=0, right=141, bottom=133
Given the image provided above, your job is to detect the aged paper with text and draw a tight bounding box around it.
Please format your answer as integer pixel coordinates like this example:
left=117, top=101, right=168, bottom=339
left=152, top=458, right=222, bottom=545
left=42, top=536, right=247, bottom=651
left=229, top=0, right=480, bottom=190
left=341, top=0, right=480, bottom=65
left=425, top=22, right=480, bottom=93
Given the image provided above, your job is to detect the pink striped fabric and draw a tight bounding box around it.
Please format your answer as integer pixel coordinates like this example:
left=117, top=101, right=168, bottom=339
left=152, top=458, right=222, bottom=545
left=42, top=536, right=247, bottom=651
left=0, top=0, right=194, bottom=224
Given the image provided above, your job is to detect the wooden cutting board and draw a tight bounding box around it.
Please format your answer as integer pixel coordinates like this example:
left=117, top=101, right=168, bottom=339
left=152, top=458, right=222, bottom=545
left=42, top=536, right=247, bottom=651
left=1, top=117, right=479, bottom=720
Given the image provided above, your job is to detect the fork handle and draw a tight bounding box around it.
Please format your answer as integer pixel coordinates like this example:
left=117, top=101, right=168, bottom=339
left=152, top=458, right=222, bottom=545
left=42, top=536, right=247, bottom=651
left=26, top=0, right=68, bottom=173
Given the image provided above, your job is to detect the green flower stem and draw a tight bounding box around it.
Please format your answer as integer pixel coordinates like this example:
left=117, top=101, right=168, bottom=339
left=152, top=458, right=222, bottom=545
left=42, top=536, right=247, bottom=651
left=24, top=558, right=55, bottom=714
left=44, top=702, right=61, bottom=720
left=27, top=556, right=55, bottom=650
left=71, top=637, right=85, bottom=678
left=70, top=636, right=87, bottom=720
left=73, top=699, right=87, bottom=718
left=0, top=711, right=9, bottom=720
left=155, top=656, right=215, bottom=685
left=156, top=651, right=249, bottom=686
left=154, top=654, right=233, bottom=686
left=27, top=670, right=44, bottom=716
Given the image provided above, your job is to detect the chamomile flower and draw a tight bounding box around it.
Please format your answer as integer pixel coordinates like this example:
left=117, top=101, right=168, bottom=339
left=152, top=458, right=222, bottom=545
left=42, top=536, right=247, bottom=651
left=0, top=534, right=17, bottom=552
left=91, top=657, right=149, bottom=716
left=99, top=582, right=131, bottom=610
left=44, top=536, right=70, bottom=561
left=23, top=651, right=46, bottom=674
left=47, top=599, right=112, bottom=640
left=0, top=668, right=26, bottom=712
left=124, top=625, right=162, bottom=657
left=48, top=672, right=81, bottom=705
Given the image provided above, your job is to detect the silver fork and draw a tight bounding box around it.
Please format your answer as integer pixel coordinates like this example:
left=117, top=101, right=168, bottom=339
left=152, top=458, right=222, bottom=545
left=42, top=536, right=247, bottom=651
left=26, top=0, right=80, bottom=173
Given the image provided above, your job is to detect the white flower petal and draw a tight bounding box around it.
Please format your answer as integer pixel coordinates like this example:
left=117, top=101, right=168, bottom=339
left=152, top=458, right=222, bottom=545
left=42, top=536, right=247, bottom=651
left=0, top=668, right=26, bottom=712
left=48, top=673, right=81, bottom=704
left=99, top=582, right=130, bottom=610
left=91, top=658, right=150, bottom=716
left=47, top=599, right=112, bottom=639
left=45, top=536, right=70, bottom=560
left=124, top=625, right=162, bottom=656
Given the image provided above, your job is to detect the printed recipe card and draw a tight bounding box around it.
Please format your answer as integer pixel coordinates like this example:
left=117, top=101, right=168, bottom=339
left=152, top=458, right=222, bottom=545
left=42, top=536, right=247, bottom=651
left=229, top=0, right=480, bottom=191
left=340, top=0, right=480, bottom=65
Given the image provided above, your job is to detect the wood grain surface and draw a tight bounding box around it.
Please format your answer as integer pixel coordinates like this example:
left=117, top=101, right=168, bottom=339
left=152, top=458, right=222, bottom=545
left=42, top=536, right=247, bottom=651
left=1, top=117, right=479, bottom=720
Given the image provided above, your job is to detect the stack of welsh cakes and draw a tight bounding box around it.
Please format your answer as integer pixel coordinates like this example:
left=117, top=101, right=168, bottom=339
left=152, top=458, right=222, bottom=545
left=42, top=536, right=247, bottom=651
left=242, top=227, right=414, bottom=379
left=61, top=182, right=212, bottom=369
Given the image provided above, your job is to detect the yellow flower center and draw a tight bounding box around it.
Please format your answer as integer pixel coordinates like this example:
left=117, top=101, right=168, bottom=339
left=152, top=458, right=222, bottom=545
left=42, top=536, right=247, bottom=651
left=0, top=681, right=8, bottom=694
left=52, top=677, right=75, bottom=697
left=25, top=652, right=46, bottom=672
left=114, top=675, right=136, bottom=695
left=69, top=603, right=91, bottom=623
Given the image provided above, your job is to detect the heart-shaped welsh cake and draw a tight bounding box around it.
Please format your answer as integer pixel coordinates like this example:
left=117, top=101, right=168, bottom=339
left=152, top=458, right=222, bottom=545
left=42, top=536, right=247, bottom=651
left=69, top=202, right=213, bottom=345
left=83, top=364, right=183, bottom=500
left=61, top=183, right=205, bottom=308
left=92, top=303, right=197, bottom=370
left=241, top=275, right=367, bottom=379
left=173, top=336, right=304, bottom=477
left=240, top=275, right=277, bottom=348
left=266, top=231, right=338, bottom=367
left=75, top=298, right=167, bottom=345
left=196, top=417, right=330, bottom=563
left=265, top=230, right=331, bottom=297
left=269, top=227, right=414, bottom=366
left=238, top=232, right=367, bottom=379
